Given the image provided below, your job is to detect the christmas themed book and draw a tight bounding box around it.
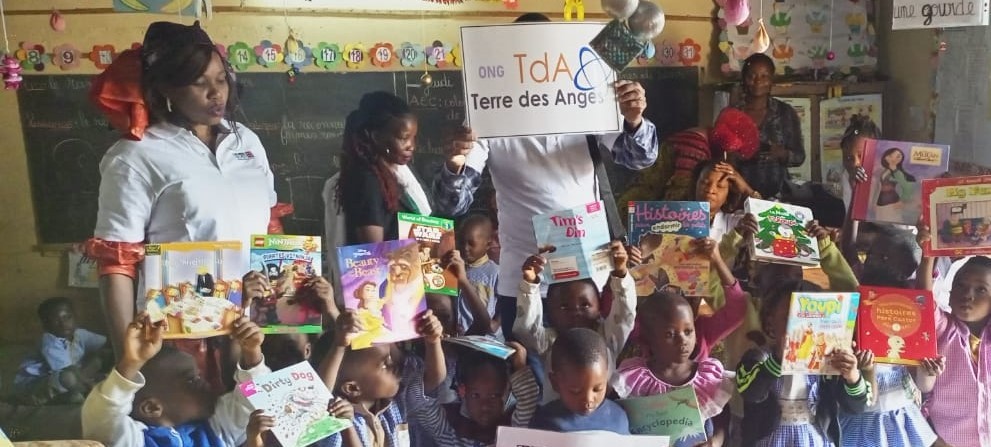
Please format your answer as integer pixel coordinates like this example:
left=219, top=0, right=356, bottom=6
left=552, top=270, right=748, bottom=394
left=443, top=335, right=517, bottom=359
left=856, top=286, right=937, bottom=365
left=337, top=239, right=427, bottom=349
left=142, top=241, right=248, bottom=339
left=619, top=387, right=707, bottom=445
left=532, top=201, right=612, bottom=284
left=921, top=175, right=991, bottom=257
left=397, top=212, right=457, bottom=296
left=745, top=198, right=821, bottom=267
left=248, top=235, right=323, bottom=335
left=239, top=361, right=351, bottom=447
left=851, top=139, right=950, bottom=226
left=628, top=201, right=711, bottom=297
left=781, top=292, right=860, bottom=375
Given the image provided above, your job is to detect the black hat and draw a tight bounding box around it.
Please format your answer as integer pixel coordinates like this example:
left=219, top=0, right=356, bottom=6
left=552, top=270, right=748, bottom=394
left=142, top=20, right=213, bottom=69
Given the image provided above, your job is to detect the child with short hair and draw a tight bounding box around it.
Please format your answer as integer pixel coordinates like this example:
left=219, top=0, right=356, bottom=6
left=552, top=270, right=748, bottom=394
left=514, top=240, right=636, bottom=403
left=81, top=312, right=269, bottom=447
left=917, top=225, right=991, bottom=447
left=529, top=328, right=629, bottom=433
left=16, top=297, right=110, bottom=405
left=458, top=213, right=501, bottom=338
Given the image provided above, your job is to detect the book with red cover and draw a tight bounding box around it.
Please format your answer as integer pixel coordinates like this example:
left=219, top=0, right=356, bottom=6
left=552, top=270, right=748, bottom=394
left=921, top=175, right=991, bottom=257
left=856, top=286, right=937, bottom=365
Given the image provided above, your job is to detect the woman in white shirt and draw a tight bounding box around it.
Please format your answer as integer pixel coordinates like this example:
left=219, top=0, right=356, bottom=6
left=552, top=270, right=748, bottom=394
left=86, top=21, right=276, bottom=360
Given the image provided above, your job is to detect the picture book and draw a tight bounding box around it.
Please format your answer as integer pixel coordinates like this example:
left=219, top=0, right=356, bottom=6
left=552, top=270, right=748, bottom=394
left=443, top=335, right=517, bottom=359
left=142, top=241, right=248, bottom=339
left=633, top=235, right=710, bottom=298
left=337, top=239, right=427, bottom=349
left=627, top=201, right=711, bottom=246
left=239, top=361, right=351, bottom=447
left=856, top=286, right=937, bottom=365
left=921, top=175, right=991, bottom=257
left=781, top=292, right=860, bottom=375
left=619, top=387, right=707, bottom=445
left=248, top=235, right=323, bottom=335
left=745, top=198, right=821, bottom=267
left=852, top=139, right=950, bottom=225
left=495, top=427, right=670, bottom=447
left=397, top=212, right=457, bottom=296
left=532, top=201, right=612, bottom=284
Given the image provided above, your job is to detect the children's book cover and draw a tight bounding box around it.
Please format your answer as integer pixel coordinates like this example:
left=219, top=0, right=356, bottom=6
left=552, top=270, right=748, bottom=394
left=856, top=286, right=937, bottom=365
left=239, top=361, right=352, bottom=447
left=495, top=426, right=670, bottom=447
left=852, top=139, right=950, bottom=225
left=627, top=201, right=711, bottom=246
left=443, top=335, right=517, bottom=359
left=337, top=239, right=427, bottom=349
left=619, top=387, right=707, bottom=446
left=532, top=201, right=612, bottom=284
left=248, top=235, right=323, bottom=335
left=745, top=198, right=821, bottom=267
left=781, top=292, right=860, bottom=375
left=635, top=235, right=710, bottom=298
left=142, top=241, right=248, bottom=339
left=922, top=175, right=991, bottom=257
left=628, top=201, right=711, bottom=298
left=397, top=213, right=458, bottom=296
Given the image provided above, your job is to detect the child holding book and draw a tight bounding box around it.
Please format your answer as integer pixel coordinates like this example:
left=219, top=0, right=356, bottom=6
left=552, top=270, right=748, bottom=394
left=530, top=328, right=631, bottom=434
left=916, top=225, right=991, bottom=447
left=245, top=399, right=355, bottom=447
left=458, top=213, right=501, bottom=338
left=735, top=280, right=870, bottom=447
left=614, top=290, right=735, bottom=446
left=514, top=240, right=636, bottom=403
left=81, top=313, right=269, bottom=447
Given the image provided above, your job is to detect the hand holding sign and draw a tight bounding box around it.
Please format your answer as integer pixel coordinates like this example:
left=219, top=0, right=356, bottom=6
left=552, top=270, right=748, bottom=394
left=445, top=126, right=477, bottom=172
left=616, top=80, right=646, bottom=128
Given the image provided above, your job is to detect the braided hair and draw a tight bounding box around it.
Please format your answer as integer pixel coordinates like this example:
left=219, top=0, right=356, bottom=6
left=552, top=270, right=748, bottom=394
left=336, top=91, right=414, bottom=214
left=840, top=114, right=880, bottom=153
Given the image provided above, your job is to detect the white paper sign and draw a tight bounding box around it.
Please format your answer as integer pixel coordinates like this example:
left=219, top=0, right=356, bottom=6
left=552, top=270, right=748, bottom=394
left=892, top=0, right=990, bottom=29
left=460, top=22, right=622, bottom=138
left=496, top=426, right=670, bottom=447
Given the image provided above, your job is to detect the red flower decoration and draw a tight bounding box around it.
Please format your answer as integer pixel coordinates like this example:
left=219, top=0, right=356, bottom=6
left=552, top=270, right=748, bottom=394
left=710, top=107, right=759, bottom=160
left=89, top=44, right=117, bottom=70
left=678, top=38, right=702, bottom=66
left=369, top=42, right=396, bottom=68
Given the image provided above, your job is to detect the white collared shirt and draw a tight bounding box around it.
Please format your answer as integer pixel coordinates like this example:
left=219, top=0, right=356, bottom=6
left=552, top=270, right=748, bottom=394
left=94, top=122, right=276, bottom=244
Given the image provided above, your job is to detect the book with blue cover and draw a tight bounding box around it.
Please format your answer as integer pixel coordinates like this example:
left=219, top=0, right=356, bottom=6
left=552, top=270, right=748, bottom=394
left=532, top=201, right=612, bottom=284
left=620, top=387, right=706, bottom=446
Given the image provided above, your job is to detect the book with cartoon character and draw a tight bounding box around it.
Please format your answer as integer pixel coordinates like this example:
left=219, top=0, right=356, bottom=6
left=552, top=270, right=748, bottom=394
left=142, top=241, right=249, bottom=339
left=856, top=286, right=937, bottom=365
left=852, top=139, right=950, bottom=226
left=781, top=292, right=861, bottom=375
left=397, top=213, right=457, bottom=296
left=628, top=201, right=710, bottom=298
left=921, top=175, right=991, bottom=257
left=239, top=361, right=351, bottom=447
left=337, top=239, right=427, bottom=349
left=745, top=198, right=821, bottom=267
left=249, top=235, right=323, bottom=335
left=619, top=387, right=707, bottom=445
left=532, top=201, right=612, bottom=284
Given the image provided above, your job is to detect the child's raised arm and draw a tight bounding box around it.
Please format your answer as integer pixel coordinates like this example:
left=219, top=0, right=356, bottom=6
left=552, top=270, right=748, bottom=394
left=507, top=342, right=541, bottom=428
left=445, top=249, right=492, bottom=336
left=308, top=276, right=341, bottom=322
left=694, top=237, right=747, bottom=350
left=808, top=220, right=859, bottom=291
left=416, top=310, right=447, bottom=392
left=318, top=310, right=363, bottom=392
left=916, top=222, right=935, bottom=291
left=913, top=356, right=945, bottom=393
left=231, top=317, right=265, bottom=370
left=736, top=349, right=778, bottom=404
left=245, top=410, right=274, bottom=447
left=513, top=251, right=552, bottom=355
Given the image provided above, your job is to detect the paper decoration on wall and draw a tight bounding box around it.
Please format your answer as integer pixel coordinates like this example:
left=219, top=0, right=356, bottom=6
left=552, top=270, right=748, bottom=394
left=255, top=40, right=283, bottom=67
left=343, top=43, right=366, bottom=69
left=657, top=40, right=678, bottom=65
left=313, top=42, right=341, bottom=69
left=425, top=41, right=449, bottom=68
left=399, top=42, right=425, bottom=68
left=88, top=44, right=116, bottom=70
left=17, top=43, right=49, bottom=71
left=50, top=10, right=66, bottom=32
left=564, top=0, right=586, bottom=21
left=754, top=19, right=770, bottom=53
left=227, top=42, right=254, bottom=71
left=1, top=55, right=22, bottom=89
left=53, top=44, right=81, bottom=71
left=771, top=37, right=794, bottom=64
left=678, top=38, right=702, bottom=66
left=719, top=0, right=750, bottom=26
left=370, top=42, right=396, bottom=68
left=503, top=0, right=519, bottom=8
left=284, top=42, right=313, bottom=70
left=113, top=0, right=201, bottom=17
left=446, top=43, right=462, bottom=67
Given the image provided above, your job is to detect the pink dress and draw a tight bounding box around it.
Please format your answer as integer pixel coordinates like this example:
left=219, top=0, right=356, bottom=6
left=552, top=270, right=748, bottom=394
left=613, top=356, right=736, bottom=420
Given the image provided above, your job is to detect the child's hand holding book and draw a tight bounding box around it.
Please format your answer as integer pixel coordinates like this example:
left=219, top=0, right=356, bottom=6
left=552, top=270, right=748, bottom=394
left=116, top=312, right=164, bottom=381
left=231, top=317, right=264, bottom=369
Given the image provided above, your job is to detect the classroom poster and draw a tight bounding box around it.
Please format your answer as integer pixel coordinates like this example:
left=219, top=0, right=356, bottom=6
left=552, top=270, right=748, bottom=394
left=819, top=94, right=883, bottom=199
left=113, top=0, right=201, bottom=16
left=776, top=97, right=813, bottom=182
left=67, top=251, right=99, bottom=289
left=460, top=22, right=622, bottom=138
left=495, top=426, right=670, bottom=447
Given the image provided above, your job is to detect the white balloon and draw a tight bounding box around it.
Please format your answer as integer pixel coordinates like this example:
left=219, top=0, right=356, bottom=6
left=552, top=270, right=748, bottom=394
left=601, top=0, right=639, bottom=20
left=753, top=19, right=771, bottom=53
left=628, top=1, right=666, bottom=41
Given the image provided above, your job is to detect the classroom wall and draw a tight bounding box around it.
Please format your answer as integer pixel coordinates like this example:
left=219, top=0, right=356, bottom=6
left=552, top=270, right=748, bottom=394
left=876, top=0, right=936, bottom=144
left=0, top=0, right=715, bottom=345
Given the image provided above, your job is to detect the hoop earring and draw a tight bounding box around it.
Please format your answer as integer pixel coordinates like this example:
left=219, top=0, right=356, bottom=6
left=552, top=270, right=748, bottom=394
left=166, top=97, right=172, bottom=113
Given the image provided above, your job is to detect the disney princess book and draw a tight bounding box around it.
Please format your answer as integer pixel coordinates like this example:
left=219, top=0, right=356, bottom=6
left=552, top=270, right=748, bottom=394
left=249, top=235, right=323, bottom=335
left=142, top=241, right=248, bottom=339
left=921, top=175, right=991, bottom=257
left=337, top=239, right=427, bottom=349
left=397, top=212, right=457, bottom=296
left=619, top=386, right=707, bottom=445
left=781, top=292, right=860, bottom=375
left=856, top=286, right=937, bottom=366
left=239, top=361, right=351, bottom=447
left=627, top=201, right=711, bottom=298
left=852, top=139, right=950, bottom=226
left=745, top=198, right=821, bottom=267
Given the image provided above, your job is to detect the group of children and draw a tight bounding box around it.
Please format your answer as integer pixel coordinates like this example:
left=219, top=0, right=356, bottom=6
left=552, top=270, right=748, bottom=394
left=10, top=116, right=991, bottom=447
